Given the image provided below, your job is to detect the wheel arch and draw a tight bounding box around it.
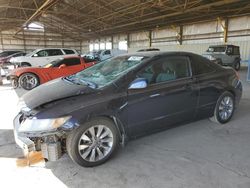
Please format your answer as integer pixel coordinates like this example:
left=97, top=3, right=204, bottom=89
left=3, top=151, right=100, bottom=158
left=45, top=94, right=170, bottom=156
left=78, top=114, right=128, bottom=147
left=94, top=115, right=127, bottom=146
left=20, top=62, right=32, bottom=67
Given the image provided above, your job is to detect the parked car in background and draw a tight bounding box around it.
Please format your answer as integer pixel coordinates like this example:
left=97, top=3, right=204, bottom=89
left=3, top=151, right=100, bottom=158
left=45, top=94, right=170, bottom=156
left=13, top=52, right=242, bottom=167
left=203, top=45, right=241, bottom=70
left=0, top=51, right=26, bottom=66
left=7, top=56, right=96, bottom=90
left=137, top=48, right=160, bottom=52
left=10, top=48, right=79, bottom=67
left=0, top=50, right=24, bottom=65
left=87, top=49, right=127, bottom=61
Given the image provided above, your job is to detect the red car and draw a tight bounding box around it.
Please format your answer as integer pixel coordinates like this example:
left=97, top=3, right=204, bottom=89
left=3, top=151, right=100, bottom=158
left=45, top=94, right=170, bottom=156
left=7, top=56, right=96, bottom=90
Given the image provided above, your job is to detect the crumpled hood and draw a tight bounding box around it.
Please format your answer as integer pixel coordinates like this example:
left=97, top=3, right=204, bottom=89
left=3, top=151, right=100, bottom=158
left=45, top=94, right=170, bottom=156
left=21, top=78, right=94, bottom=109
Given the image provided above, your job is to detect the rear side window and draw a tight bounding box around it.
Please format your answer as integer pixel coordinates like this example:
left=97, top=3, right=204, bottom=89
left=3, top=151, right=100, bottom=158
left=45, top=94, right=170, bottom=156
left=63, top=49, right=75, bottom=54
left=46, top=49, right=63, bottom=56
left=104, top=50, right=111, bottom=55
left=61, top=58, right=81, bottom=66
left=233, top=47, right=240, bottom=55
left=191, top=55, right=215, bottom=75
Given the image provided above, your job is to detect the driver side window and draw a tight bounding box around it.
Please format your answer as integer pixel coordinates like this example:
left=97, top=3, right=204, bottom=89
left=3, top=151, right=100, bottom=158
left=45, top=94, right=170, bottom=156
left=137, top=56, right=190, bottom=85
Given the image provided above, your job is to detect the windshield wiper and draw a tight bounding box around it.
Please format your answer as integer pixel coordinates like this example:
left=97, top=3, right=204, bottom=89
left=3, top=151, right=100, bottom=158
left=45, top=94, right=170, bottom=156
left=78, top=78, right=98, bottom=89
left=64, top=75, right=97, bottom=89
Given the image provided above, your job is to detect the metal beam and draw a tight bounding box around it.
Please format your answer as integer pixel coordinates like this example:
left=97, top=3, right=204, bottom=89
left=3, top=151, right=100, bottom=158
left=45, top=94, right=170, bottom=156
left=97, top=0, right=241, bottom=33
left=14, top=0, right=59, bottom=36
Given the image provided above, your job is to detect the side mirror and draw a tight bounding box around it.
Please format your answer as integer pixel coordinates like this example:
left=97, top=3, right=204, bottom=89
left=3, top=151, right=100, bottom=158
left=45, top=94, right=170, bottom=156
left=59, top=64, right=66, bottom=69
left=33, top=54, right=38, bottom=57
left=129, top=78, right=147, bottom=89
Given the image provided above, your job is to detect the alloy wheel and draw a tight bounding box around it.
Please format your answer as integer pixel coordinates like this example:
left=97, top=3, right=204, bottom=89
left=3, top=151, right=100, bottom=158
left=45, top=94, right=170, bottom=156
left=78, top=125, right=113, bottom=162
left=218, top=96, right=234, bottom=121
left=19, top=74, right=38, bottom=90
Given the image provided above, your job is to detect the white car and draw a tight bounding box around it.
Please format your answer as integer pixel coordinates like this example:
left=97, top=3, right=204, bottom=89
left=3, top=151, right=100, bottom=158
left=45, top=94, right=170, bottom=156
left=10, top=48, right=79, bottom=67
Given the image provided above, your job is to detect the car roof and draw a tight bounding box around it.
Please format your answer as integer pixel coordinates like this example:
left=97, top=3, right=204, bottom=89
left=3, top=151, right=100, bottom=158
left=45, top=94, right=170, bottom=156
left=209, top=45, right=239, bottom=48
left=123, top=51, right=197, bottom=58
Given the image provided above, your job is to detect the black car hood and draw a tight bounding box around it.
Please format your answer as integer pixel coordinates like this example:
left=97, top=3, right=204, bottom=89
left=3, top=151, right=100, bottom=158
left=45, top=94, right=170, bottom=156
left=21, top=78, right=94, bottom=109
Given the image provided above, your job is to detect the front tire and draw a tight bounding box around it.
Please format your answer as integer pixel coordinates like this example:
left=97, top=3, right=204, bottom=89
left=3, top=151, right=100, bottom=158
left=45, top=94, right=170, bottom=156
left=210, top=91, right=235, bottom=124
left=19, top=73, right=40, bottom=90
left=66, top=118, right=119, bottom=167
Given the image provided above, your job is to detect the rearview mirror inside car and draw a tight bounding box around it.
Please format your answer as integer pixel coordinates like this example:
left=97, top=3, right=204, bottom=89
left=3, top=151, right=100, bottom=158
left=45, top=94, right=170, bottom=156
left=129, top=78, right=148, bottom=89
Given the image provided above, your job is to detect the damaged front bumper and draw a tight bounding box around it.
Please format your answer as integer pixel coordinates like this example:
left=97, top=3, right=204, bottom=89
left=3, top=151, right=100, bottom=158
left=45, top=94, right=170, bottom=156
left=13, top=114, right=35, bottom=153
left=13, top=113, right=65, bottom=161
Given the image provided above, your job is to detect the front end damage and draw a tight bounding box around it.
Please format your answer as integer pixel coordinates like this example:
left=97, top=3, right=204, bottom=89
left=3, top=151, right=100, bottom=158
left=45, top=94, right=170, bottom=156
left=14, top=111, right=72, bottom=162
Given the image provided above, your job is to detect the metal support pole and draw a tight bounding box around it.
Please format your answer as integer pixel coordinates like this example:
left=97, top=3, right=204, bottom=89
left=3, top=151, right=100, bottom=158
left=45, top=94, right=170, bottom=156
left=111, top=35, right=113, bottom=49
left=0, top=31, right=4, bottom=51
left=224, top=18, right=229, bottom=43
left=127, top=33, right=130, bottom=49
left=149, top=30, right=152, bottom=47
left=22, top=31, right=26, bottom=52
left=217, top=17, right=228, bottom=44
left=179, top=25, right=183, bottom=45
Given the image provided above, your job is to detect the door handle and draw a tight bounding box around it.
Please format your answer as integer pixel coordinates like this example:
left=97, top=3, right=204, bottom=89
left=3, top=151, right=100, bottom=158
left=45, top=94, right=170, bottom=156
left=150, top=93, right=160, bottom=98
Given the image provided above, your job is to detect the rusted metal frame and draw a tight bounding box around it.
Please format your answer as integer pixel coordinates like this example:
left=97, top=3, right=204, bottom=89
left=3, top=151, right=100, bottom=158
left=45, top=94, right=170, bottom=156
left=4, top=0, right=12, bottom=18
left=98, top=9, right=247, bottom=37
left=41, top=20, right=84, bottom=40
left=79, top=0, right=156, bottom=26
left=186, top=0, right=203, bottom=9
left=59, top=1, right=110, bottom=27
left=18, top=0, right=29, bottom=20
left=94, top=1, right=198, bottom=31
left=33, top=0, right=38, bottom=9
left=96, top=0, right=241, bottom=33
left=41, top=15, right=99, bottom=38
left=92, top=2, right=182, bottom=31
left=14, top=0, right=59, bottom=36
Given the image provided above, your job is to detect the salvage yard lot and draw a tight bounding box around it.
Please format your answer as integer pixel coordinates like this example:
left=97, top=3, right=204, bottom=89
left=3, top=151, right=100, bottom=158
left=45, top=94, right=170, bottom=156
left=0, top=69, right=250, bottom=188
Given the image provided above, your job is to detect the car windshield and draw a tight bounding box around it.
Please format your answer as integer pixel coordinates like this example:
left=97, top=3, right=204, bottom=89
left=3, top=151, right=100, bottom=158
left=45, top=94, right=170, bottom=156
left=69, top=55, right=147, bottom=88
left=207, top=46, right=226, bottom=53
left=43, top=58, right=63, bottom=68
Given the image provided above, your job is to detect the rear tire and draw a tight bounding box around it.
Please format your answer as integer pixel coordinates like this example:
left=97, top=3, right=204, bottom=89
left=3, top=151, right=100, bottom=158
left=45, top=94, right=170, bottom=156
left=210, top=91, right=235, bottom=124
left=66, top=118, right=119, bottom=167
left=233, top=60, right=240, bottom=71
left=11, top=78, right=18, bottom=89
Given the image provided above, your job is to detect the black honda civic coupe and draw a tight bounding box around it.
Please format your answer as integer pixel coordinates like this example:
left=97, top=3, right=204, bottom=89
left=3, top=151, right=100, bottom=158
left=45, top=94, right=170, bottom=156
left=14, top=51, right=242, bottom=167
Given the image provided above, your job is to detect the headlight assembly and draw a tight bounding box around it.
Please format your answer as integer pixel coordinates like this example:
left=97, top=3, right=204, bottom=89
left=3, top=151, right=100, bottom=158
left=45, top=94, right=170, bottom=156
left=18, top=116, right=72, bottom=133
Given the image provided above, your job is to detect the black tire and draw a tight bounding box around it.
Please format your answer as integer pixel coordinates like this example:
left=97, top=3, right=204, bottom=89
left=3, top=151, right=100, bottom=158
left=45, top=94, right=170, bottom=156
left=11, top=78, right=18, bottom=89
left=19, top=73, right=40, bottom=90
left=210, top=91, right=235, bottom=124
left=66, top=118, right=119, bottom=167
left=233, top=59, right=240, bottom=71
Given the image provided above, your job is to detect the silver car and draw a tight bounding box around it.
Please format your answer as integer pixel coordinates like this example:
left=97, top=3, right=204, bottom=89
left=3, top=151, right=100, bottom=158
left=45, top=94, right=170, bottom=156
left=203, top=45, right=241, bottom=71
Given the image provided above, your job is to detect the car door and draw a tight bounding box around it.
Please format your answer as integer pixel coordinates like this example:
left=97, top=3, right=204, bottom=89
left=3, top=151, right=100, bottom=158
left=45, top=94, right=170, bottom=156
left=190, top=54, right=221, bottom=119
left=126, top=55, right=199, bottom=137
left=47, top=57, right=83, bottom=79
left=30, top=49, right=50, bottom=67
